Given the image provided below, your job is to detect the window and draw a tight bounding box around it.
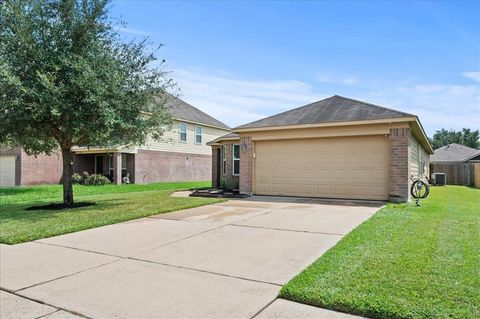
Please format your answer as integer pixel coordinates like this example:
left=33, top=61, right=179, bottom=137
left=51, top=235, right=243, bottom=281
left=418, top=148, right=425, bottom=176
left=222, top=145, right=227, bottom=175
left=233, top=144, right=240, bottom=175
left=178, top=123, right=187, bottom=142
left=195, top=126, right=202, bottom=144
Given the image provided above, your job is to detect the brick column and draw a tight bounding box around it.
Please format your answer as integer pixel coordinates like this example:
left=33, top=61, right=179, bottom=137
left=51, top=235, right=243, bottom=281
left=389, top=128, right=410, bottom=202
left=113, top=152, right=122, bottom=185
left=239, top=136, right=253, bottom=195
left=211, top=146, right=220, bottom=188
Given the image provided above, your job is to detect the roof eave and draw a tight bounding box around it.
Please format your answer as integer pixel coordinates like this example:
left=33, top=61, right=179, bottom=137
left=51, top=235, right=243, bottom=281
left=233, top=117, right=417, bottom=133
left=173, top=117, right=230, bottom=131
left=206, top=136, right=240, bottom=146
left=411, top=116, right=434, bottom=154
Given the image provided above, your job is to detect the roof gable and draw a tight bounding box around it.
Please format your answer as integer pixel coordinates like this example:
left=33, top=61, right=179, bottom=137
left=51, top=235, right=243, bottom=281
left=234, top=95, right=414, bottom=130
left=165, top=95, right=230, bottom=130
left=430, top=143, right=480, bottom=162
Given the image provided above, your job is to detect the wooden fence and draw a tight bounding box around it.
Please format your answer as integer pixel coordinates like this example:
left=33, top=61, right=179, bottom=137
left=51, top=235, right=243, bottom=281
left=430, top=162, right=475, bottom=186
left=475, top=164, right=480, bottom=188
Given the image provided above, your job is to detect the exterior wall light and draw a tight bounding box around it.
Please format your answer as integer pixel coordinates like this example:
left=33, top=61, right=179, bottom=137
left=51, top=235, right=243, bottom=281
left=241, top=144, right=248, bottom=151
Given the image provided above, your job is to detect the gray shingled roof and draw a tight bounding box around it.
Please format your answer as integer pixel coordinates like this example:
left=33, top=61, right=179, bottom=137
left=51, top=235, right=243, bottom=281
left=430, top=143, right=480, bottom=162
left=234, top=95, right=415, bottom=130
left=206, top=132, right=240, bottom=145
left=165, top=95, right=230, bottom=130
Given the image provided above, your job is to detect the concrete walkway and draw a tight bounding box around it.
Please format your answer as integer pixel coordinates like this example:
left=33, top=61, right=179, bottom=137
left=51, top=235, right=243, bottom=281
left=1, top=196, right=382, bottom=318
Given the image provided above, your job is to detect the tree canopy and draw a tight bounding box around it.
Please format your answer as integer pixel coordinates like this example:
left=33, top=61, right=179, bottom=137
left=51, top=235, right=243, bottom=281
left=429, top=128, right=480, bottom=150
left=0, top=0, right=174, bottom=206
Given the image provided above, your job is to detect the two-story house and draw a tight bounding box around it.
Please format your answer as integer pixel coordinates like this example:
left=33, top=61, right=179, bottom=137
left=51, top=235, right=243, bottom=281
left=0, top=96, right=231, bottom=186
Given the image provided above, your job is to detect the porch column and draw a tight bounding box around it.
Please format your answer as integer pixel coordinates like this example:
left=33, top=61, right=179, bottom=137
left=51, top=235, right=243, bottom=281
left=239, top=136, right=253, bottom=195
left=113, top=152, right=122, bottom=185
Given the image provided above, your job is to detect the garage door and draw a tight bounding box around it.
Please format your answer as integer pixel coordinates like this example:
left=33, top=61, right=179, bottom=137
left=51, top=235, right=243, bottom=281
left=254, top=136, right=388, bottom=200
left=0, top=155, right=16, bottom=186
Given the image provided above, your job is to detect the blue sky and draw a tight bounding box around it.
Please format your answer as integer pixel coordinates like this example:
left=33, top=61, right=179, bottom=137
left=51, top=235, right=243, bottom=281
left=111, top=0, right=480, bottom=135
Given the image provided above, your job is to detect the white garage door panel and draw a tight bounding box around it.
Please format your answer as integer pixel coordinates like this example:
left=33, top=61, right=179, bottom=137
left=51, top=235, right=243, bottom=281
left=254, top=136, right=388, bottom=200
left=0, top=155, right=16, bottom=186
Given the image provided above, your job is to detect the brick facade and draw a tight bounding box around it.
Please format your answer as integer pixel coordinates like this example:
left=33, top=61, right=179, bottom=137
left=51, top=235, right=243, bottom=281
left=19, top=149, right=63, bottom=185
left=73, top=154, right=95, bottom=175
left=211, top=146, right=220, bottom=188
left=239, top=136, right=253, bottom=195
left=211, top=143, right=240, bottom=190
left=389, top=128, right=411, bottom=202
left=7, top=148, right=210, bottom=186
left=134, top=150, right=211, bottom=184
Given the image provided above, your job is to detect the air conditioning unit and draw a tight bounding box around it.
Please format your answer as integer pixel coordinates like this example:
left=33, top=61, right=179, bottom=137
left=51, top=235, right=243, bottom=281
left=432, top=173, right=446, bottom=186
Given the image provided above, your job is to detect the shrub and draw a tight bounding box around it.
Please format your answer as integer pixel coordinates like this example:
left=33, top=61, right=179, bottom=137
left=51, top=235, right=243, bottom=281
left=72, top=173, right=83, bottom=184
left=72, top=172, right=110, bottom=186
left=84, top=174, right=110, bottom=186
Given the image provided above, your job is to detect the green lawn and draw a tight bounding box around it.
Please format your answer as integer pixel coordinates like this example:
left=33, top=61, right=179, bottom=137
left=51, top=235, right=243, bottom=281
left=0, top=181, right=222, bottom=244
left=0, top=181, right=211, bottom=204
left=280, top=186, right=480, bottom=319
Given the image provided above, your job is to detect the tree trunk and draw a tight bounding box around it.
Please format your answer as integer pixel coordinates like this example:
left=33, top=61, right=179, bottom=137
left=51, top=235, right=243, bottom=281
left=61, top=147, right=74, bottom=207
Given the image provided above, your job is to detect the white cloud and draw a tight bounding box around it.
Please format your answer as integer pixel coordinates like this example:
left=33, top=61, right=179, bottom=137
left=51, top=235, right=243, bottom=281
left=463, top=72, right=480, bottom=82
left=364, top=83, right=480, bottom=136
left=316, top=75, right=358, bottom=84
left=171, top=69, right=327, bottom=127
left=169, top=67, right=479, bottom=136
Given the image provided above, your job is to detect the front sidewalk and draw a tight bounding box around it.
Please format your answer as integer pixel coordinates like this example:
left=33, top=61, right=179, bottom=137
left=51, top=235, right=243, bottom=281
left=1, top=196, right=380, bottom=318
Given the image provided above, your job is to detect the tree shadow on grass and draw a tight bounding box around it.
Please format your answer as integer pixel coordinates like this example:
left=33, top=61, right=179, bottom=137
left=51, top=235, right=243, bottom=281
left=0, top=198, right=126, bottom=223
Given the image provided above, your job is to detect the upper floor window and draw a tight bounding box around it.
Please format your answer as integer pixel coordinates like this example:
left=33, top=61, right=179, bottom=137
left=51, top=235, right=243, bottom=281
left=195, top=126, right=202, bottom=144
left=179, top=123, right=187, bottom=142
left=233, top=144, right=240, bottom=175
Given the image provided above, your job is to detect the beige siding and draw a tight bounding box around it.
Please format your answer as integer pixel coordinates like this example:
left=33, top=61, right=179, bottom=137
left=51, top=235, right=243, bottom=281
left=409, top=135, right=429, bottom=178
left=254, top=135, right=389, bottom=200
left=138, top=120, right=230, bottom=156
left=246, top=122, right=409, bottom=141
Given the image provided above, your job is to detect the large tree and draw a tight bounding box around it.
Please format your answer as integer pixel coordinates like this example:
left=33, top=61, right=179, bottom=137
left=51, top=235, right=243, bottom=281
left=0, top=0, right=173, bottom=206
left=429, top=128, right=480, bottom=150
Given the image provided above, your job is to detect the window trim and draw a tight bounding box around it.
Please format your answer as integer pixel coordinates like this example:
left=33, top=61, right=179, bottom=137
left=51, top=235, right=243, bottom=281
left=232, top=144, right=240, bottom=176
left=222, top=145, right=227, bottom=175
left=195, top=125, right=202, bottom=145
left=178, top=122, right=187, bottom=143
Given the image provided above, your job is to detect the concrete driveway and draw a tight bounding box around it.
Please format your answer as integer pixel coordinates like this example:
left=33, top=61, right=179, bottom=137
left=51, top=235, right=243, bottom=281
left=1, top=196, right=382, bottom=319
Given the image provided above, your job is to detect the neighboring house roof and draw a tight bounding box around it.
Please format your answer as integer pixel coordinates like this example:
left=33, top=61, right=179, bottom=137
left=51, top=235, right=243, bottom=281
left=165, top=95, right=230, bottom=130
left=430, top=143, right=480, bottom=162
left=234, top=95, right=414, bottom=130
left=206, top=133, right=240, bottom=146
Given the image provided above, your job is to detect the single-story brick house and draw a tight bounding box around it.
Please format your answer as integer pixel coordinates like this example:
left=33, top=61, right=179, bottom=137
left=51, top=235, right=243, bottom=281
left=208, top=95, right=433, bottom=202
left=430, top=143, right=480, bottom=163
left=0, top=96, right=230, bottom=186
left=429, top=143, right=480, bottom=186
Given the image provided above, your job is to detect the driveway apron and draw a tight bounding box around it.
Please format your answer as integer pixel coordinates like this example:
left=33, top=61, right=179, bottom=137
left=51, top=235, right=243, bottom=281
left=1, top=196, right=382, bottom=318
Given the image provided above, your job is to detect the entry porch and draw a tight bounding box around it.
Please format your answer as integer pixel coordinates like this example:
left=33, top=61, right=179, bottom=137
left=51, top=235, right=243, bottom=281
left=72, top=149, right=135, bottom=184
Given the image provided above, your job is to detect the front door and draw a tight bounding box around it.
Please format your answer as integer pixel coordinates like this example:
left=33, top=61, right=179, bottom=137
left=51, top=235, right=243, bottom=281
left=95, top=155, right=104, bottom=175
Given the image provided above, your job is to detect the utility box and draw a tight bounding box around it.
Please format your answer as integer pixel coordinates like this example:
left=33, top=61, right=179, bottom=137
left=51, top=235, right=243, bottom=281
left=432, top=173, right=446, bottom=186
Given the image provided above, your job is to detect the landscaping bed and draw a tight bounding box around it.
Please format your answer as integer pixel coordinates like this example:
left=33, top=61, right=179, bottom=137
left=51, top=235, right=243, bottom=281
left=280, top=186, right=480, bottom=319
